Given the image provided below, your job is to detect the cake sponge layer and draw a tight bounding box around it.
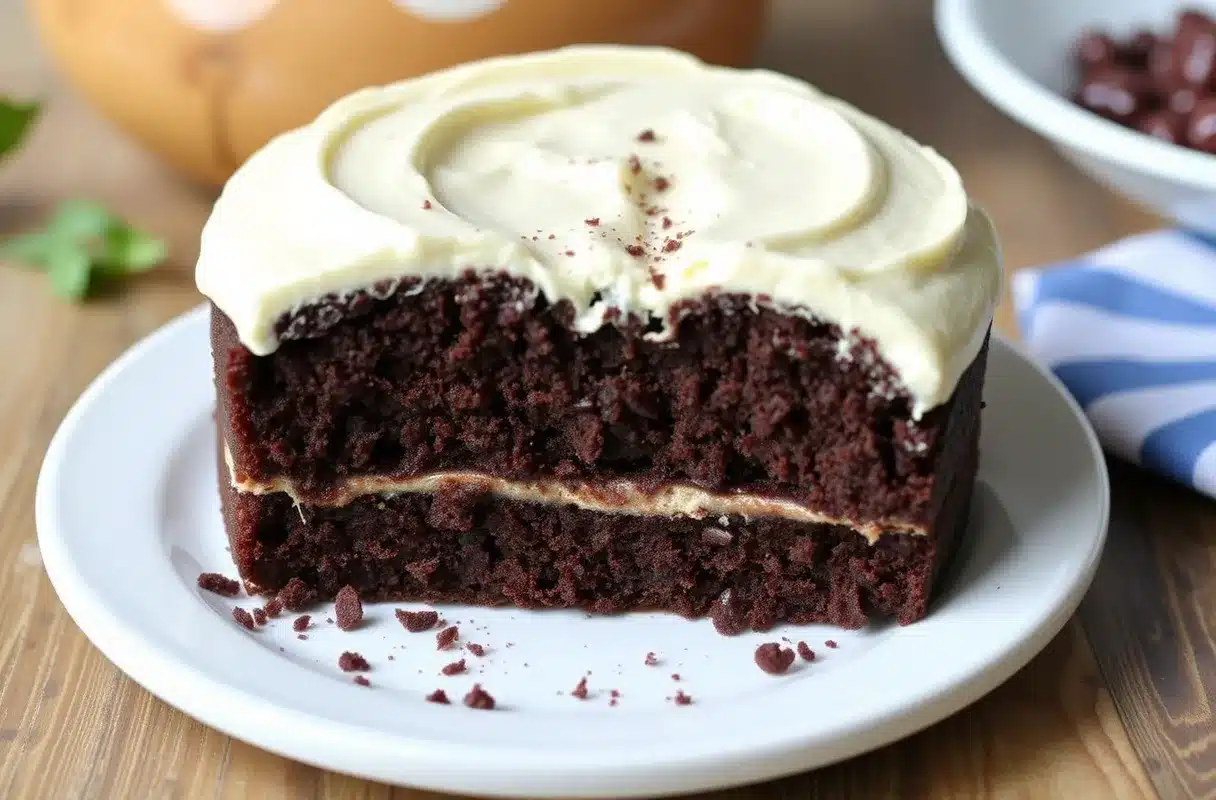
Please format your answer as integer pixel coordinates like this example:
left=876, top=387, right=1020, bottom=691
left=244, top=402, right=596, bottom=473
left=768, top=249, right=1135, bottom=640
left=219, top=434, right=977, bottom=630
left=213, top=274, right=989, bottom=529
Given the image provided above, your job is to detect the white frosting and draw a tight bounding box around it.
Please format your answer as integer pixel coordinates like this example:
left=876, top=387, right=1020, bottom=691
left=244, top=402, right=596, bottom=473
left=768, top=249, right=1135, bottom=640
left=195, top=45, right=1001, bottom=415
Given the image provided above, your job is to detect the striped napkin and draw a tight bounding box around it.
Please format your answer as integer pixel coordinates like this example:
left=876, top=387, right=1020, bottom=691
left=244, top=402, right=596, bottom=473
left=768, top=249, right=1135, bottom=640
left=1012, top=230, right=1216, bottom=499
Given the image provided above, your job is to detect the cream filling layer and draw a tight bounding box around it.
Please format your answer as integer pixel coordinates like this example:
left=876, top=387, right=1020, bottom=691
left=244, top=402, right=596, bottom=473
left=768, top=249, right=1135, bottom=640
left=224, top=449, right=922, bottom=545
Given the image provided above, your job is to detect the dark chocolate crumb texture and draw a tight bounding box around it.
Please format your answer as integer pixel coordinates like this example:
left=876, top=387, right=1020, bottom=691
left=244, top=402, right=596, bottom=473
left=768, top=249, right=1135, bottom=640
left=197, top=46, right=1000, bottom=631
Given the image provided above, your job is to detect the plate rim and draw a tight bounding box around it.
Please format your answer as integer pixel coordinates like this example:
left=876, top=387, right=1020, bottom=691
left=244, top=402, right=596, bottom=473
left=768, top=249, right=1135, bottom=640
left=35, top=305, right=1110, bottom=798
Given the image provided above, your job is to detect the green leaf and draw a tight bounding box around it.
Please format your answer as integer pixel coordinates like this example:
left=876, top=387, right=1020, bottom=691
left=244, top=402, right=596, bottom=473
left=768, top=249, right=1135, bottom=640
left=0, top=98, right=40, bottom=161
left=0, top=231, right=56, bottom=267
left=99, top=224, right=168, bottom=274
left=47, top=199, right=114, bottom=241
left=45, top=246, right=92, bottom=300
left=0, top=198, right=167, bottom=301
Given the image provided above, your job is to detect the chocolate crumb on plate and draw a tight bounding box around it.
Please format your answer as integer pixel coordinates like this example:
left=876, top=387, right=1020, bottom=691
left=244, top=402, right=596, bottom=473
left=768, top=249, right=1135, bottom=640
left=441, top=659, right=467, bottom=676
left=673, top=690, right=692, bottom=706
left=297, top=634, right=308, bottom=640
left=354, top=676, right=370, bottom=687
left=797, top=641, right=815, bottom=661
left=825, top=640, right=839, bottom=649
left=251, top=608, right=268, bottom=626
left=463, top=684, right=496, bottom=710
left=436, top=625, right=459, bottom=650
left=396, top=609, right=439, bottom=632
left=338, top=651, right=370, bottom=672
left=427, top=689, right=450, bottom=704
left=671, top=673, right=681, bottom=681
left=334, top=585, right=363, bottom=631
left=231, top=607, right=255, bottom=631
left=754, top=643, right=796, bottom=675
left=276, top=577, right=315, bottom=611
left=197, top=573, right=240, bottom=597
left=637, top=129, right=656, bottom=142
left=263, top=598, right=283, bottom=618
left=293, top=614, right=311, bottom=632
left=466, top=643, right=486, bottom=657
left=644, top=652, right=659, bottom=666
left=571, top=677, right=589, bottom=700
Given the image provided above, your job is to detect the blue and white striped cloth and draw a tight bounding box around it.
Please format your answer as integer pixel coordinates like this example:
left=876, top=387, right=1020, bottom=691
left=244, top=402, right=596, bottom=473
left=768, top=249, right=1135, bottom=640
left=1012, top=230, right=1216, bottom=499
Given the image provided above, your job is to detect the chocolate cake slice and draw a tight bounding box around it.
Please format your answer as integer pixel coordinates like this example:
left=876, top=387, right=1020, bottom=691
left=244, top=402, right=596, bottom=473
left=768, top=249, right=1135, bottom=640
left=198, top=46, right=1002, bottom=631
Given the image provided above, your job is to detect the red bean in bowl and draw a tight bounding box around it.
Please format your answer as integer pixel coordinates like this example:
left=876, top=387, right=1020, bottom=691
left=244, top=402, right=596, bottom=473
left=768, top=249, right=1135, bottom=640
left=1072, top=9, right=1216, bottom=154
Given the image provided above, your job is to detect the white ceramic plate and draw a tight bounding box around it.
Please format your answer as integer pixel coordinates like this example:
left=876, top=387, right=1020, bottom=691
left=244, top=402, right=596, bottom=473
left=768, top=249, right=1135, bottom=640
left=36, top=307, right=1109, bottom=798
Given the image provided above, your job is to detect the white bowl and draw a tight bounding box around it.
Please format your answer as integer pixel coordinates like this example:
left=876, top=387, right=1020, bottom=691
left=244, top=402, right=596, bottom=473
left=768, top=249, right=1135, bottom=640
left=935, top=0, right=1216, bottom=233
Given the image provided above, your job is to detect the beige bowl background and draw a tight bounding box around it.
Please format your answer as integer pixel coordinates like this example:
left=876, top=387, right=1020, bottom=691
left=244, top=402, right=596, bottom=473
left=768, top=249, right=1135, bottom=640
left=31, top=0, right=769, bottom=187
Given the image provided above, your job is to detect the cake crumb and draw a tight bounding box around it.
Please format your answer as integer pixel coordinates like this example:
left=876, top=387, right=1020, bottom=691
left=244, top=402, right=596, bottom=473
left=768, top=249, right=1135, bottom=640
left=293, top=615, right=311, bottom=632
left=422, top=200, right=432, bottom=210
left=709, top=593, right=745, bottom=636
left=625, top=244, right=645, bottom=257
left=671, top=673, right=681, bottom=681
left=231, top=607, right=255, bottom=631
left=353, top=676, right=370, bottom=687
left=277, top=577, right=315, bottom=611
left=825, top=640, right=838, bottom=649
left=338, top=651, right=370, bottom=672
left=637, top=129, right=656, bottom=142
left=673, top=691, right=692, bottom=706
left=466, top=643, right=486, bottom=657
left=396, top=609, right=439, bottom=632
left=263, top=598, right=283, bottom=618
left=571, top=677, right=589, bottom=700
left=426, top=689, right=450, bottom=704
left=436, top=625, right=459, bottom=650
left=334, top=585, right=363, bottom=631
left=197, top=573, right=240, bottom=597
left=584, top=217, right=600, bottom=226
left=797, top=641, right=815, bottom=662
left=297, top=634, right=308, bottom=640
left=644, top=652, right=659, bottom=666
left=755, top=643, right=796, bottom=675
left=662, top=216, right=673, bottom=229
left=653, top=176, right=670, bottom=191
left=463, top=684, right=495, bottom=710
left=441, top=659, right=467, bottom=676
left=251, top=608, right=268, bottom=627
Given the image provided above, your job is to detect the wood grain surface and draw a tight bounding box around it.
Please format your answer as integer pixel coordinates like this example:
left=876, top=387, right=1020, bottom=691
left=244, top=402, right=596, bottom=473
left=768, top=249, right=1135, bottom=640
left=0, top=0, right=1211, bottom=797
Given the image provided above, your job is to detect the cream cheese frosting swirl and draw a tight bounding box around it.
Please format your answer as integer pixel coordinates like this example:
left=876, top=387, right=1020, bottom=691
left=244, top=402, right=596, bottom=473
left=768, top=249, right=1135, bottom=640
left=195, top=45, right=1002, bottom=416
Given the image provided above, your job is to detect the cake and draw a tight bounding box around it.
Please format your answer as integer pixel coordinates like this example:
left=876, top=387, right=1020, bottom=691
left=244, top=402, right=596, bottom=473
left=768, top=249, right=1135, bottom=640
left=197, top=46, right=1002, bottom=631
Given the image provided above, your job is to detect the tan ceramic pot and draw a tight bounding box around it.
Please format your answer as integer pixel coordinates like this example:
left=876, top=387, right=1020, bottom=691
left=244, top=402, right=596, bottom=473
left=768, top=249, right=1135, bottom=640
left=31, top=0, right=769, bottom=186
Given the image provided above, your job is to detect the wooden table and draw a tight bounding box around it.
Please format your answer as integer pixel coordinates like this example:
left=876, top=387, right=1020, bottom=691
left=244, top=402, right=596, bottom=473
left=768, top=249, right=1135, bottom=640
left=1, top=0, right=1212, bottom=797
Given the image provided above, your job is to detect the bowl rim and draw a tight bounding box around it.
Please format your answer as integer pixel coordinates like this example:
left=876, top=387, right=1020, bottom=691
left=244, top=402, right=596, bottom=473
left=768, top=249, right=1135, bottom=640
left=934, top=0, right=1216, bottom=190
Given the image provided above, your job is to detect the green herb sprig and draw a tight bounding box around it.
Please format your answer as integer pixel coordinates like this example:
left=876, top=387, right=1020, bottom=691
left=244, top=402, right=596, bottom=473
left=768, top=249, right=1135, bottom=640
left=1, top=200, right=167, bottom=299
left=0, top=97, right=39, bottom=161
left=0, top=97, right=168, bottom=300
